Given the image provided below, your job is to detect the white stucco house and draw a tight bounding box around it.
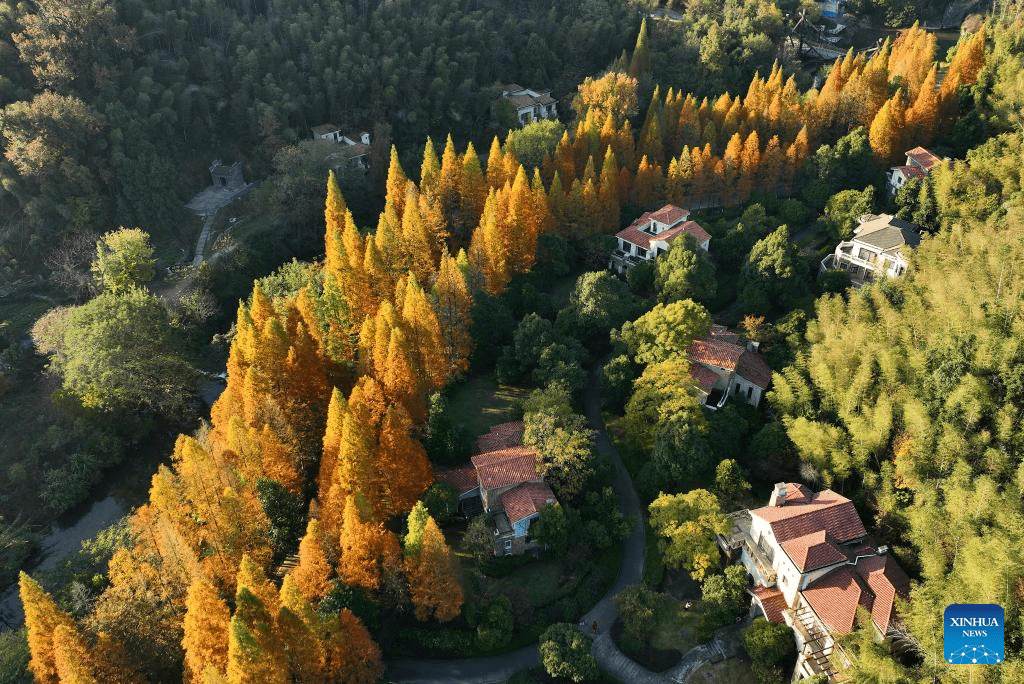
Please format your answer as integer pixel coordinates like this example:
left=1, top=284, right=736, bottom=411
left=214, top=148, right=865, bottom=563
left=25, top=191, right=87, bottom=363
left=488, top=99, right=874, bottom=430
left=887, top=146, right=943, bottom=195
left=687, top=325, right=771, bottom=409
left=820, top=214, right=922, bottom=285
left=609, top=204, right=711, bottom=274
left=720, top=483, right=910, bottom=682
left=311, top=124, right=372, bottom=169
left=500, top=84, right=558, bottom=126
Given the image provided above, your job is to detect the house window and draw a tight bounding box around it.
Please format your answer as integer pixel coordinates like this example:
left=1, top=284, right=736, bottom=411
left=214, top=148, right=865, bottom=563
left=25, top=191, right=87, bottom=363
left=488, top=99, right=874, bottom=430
left=858, top=248, right=875, bottom=263
left=618, top=239, right=627, bottom=251
left=883, top=259, right=893, bottom=273
left=503, top=539, right=513, bottom=555
left=747, top=386, right=753, bottom=400
left=636, top=247, right=647, bottom=258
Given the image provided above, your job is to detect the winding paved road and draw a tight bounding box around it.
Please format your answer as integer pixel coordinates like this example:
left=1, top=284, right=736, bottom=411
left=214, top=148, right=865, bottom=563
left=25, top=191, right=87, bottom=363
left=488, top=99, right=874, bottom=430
left=386, top=369, right=728, bottom=683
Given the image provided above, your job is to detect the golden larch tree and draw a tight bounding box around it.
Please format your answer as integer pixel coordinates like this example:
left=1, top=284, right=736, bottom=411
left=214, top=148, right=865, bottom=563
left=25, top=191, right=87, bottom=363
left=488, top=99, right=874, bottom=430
left=407, top=517, right=464, bottom=622
left=182, top=578, right=230, bottom=683
left=292, top=518, right=333, bottom=601
left=52, top=623, right=97, bottom=684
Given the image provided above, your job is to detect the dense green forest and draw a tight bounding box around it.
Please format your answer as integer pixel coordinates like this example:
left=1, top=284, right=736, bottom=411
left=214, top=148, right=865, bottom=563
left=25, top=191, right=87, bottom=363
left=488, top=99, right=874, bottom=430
left=0, top=0, right=638, bottom=273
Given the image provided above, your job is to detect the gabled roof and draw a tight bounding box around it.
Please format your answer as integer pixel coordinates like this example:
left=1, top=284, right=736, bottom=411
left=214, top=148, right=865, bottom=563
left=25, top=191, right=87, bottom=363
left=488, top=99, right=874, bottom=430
left=736, top=350, right=772, bottom=389
left=709, top=324, right=741, bottom=344
left=654, top=220, right=712, bottom=247
left=690, top=363, right=719, bottom=394
left=802, top=567, right=868, bottom=635
left=752, top=585, right=788, bottom=624
left=780, top=530, right=848, bottom=572
left=855, top=554, right=910, bottom=634
left=509, top=94, right=542, bottom=110
left=905, top=146, right=942, bottom=171
left=801, top=552, right=910, bottom=635
left=312, top=123, right=340, bottom=135
left=615, top=205, right=709, bottom=250
left=471, top=447, right=540, bottom=491
left=687, top=337, right=745, bottom=371
left=501, top=481, right=556, bottom=525
left=436, top=466, right=479, bottom=496
left=750, top=485, right=867, bottom=544
left=890, top=165, right=927, bottom=182
left=649, top=204, right=690, bottom=225
left=476, top=421, right=525, bottom=454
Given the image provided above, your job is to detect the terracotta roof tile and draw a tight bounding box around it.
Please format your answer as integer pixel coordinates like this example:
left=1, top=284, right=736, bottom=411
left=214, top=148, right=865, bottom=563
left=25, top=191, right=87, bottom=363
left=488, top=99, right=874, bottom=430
left=436, top=466, right=479, bottom=496
left=471, top=447, right=540, bottom=491
left=905, top=146, right=942, bottom=171
left=780, top=531, right=848, bottom=572
left=476, top=421, right=525, bottom=454
left=751, top=487, right=867, bottom=544
left=752, top=585, right=788, bottom=624
left=709, top=325, right=741, bottom=344
left=854, top=554, right=910, bottom=634
left=690, top=363, right=719, bottom=394
left=801, top=568, right=869, bottom=634
left=501, top=481, right=556, bottom=525
left=687, top=337, right=745, bottom=371
left=892, top=164, right=928, bottom=181
left=736, top=350, right=772, bottom=388
left=649, top=204, right=690, bottom=226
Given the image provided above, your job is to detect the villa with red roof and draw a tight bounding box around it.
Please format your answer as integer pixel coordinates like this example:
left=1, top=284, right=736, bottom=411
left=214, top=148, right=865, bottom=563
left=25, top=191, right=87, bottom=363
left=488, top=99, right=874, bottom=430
left=608, top=204, right=711, bottom=274
left=719, top=483, right=911, bottom=681
left=887, top=146, right=945, bottom=195
left=435, top=422, right=556, bottom=556
left=687, top=325, right=772, bottom=409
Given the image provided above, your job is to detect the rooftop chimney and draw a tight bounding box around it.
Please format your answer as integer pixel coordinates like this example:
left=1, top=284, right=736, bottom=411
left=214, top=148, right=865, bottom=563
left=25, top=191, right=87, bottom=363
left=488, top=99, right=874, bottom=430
left=877, top=545, right=888, bottom=555
left=769, top=483, right=788, bottom=507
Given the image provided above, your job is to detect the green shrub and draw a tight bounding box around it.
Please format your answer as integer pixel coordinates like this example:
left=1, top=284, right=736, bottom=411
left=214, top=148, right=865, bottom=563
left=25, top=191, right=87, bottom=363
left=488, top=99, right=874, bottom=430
left=743, top=617, right=796, bottom=666
left=0, top=628, right=30, bottom=684
left=40, top=453, right=101, bottom=514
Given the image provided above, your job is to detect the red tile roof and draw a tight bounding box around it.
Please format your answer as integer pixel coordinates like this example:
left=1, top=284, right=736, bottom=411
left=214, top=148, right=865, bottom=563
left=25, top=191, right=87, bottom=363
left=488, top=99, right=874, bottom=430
left=781, top=531, right=848, bottom=572
left=657, top=220, right=712, bottom=246
left=802, top=567, right=869, bottom=635
left=854, top=554, right=910, bottom=634
left=501, top=481, right=556, bottom=524
left=690, top=363, right=719, bottom=394
left=471, top=447, right=540, bottom=491
left=801, top=551, right=910, bottom=635
left=752, top=585, right=788, bottom=624
left=709, top=325, right=741, bottom=344
left=435, top=466, right=479, bottom=496
left=736, top=349, right=772, bottom=388
left=751, top=486, right=867, bottom=544
left=649, top=204, right=690, bottom=226
left=905, top=146, right=942, bottom=172
left=892, top=164, right=928, bottom=181
left=687, top=337, right=745, bottom=370
left=476, top=421, right=525, bottom=454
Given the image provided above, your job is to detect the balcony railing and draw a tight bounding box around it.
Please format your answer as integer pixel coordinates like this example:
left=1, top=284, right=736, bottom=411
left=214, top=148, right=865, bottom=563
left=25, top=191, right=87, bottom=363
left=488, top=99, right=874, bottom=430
left=721, top=511, right=777, bottom=585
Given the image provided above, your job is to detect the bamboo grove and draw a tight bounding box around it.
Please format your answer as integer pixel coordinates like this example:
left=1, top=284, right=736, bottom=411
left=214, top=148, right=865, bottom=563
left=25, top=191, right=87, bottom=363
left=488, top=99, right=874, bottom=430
left=17, top=21, right=990, bottom=683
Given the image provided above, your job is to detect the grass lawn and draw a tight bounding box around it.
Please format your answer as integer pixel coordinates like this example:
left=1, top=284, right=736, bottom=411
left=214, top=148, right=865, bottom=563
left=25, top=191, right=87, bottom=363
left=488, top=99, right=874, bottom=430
left=447, top=374, right=531, bottom=437
left=687, top=655, right=757, bottom=684
left=649, top=598, right=703, bottom=654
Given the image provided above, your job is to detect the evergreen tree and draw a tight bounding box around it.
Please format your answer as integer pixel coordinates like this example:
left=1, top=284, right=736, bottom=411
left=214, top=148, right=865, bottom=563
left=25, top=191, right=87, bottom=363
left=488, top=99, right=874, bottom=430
left=404, top=501, right=431, bottom=560
left=384, top=146, right=410, bottom=216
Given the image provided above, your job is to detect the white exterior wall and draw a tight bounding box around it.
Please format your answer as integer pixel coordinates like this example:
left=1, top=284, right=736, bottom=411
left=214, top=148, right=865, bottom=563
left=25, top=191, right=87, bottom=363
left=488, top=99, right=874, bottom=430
left=748, top=514, right=801, bottom=606
left=730, top=376, right=763, bottom=407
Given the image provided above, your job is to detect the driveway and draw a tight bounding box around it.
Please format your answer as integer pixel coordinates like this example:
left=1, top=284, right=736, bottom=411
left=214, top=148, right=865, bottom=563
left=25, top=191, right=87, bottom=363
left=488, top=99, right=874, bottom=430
left=385, top=369, right=741, bottom=683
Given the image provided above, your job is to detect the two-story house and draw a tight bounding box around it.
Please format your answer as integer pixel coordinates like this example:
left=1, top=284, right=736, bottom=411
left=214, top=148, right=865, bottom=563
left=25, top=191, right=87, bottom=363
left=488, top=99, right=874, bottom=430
left=887, top=146, right=944, bottom=195
left=820, top=214, right=922, bottom=285
left=687, top=325, right=771, bottom=409
left=608, top=204, right=711, bottom=274
left=311, top=125, right=372, bottom=169
left=720, top=483, right=910, bottom=682
left=436, top=421, right=556, bottom=556
left=500, top=84, right=558, bottom=126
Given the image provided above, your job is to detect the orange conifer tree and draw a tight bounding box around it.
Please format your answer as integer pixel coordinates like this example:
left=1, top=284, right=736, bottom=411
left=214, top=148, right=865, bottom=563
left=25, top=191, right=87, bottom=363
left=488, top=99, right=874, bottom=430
left=292, top=519, right=333, bottom=601
left=182, top=578, right=230, bottom=683
left=407, top=518, right=464, bottom=622
left=52, top=623, right=98, bottom=684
